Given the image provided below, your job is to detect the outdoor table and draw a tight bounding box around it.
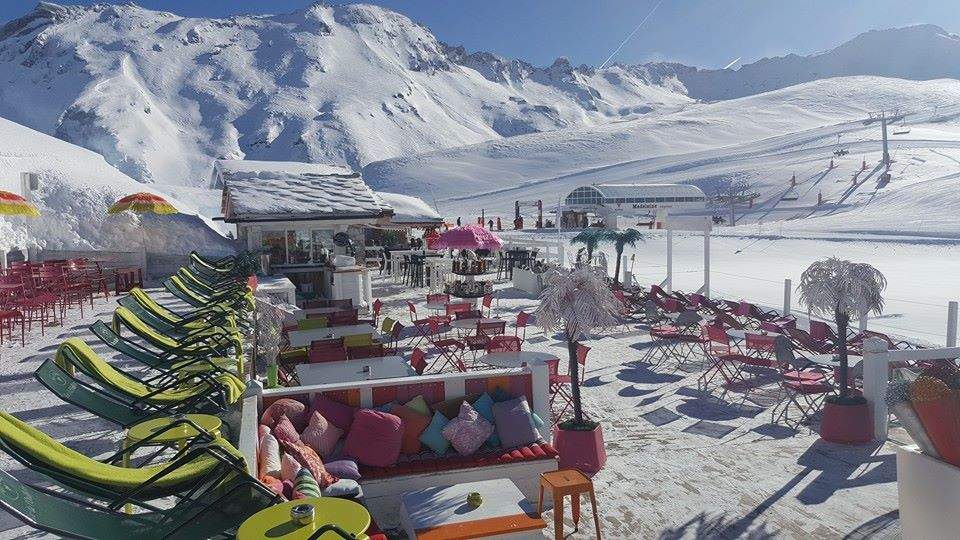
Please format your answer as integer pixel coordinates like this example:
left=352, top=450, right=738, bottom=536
left=400, top=478, right=545, bottom=540
left=805, top=353, right=863, bottom=369
left=237, top=497, right=370, bottom=540
left=120, top=413, right=222, bottom=512
left=449, top=317, right=502, bottom=330
left=287, top=323, right=375, bottom=348
left=296, top=355, right=416, bottom=385
left=477, top=351, right=558, bottom=369
left=302, top=306, right=353, bottom=316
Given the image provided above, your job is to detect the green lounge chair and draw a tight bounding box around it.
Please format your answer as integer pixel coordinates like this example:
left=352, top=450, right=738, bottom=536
left=0, top=468, right=277, bottom=540
left=111, top=306, right=242, bottom=360
left=0, top=411, right=275, bottom=517
left=177, top=267, right=244, bottom=296
left=55, top=339, right=244, bottom=413
left=164, top=275, right=253, bottom=313
left=116, top=294, right=241, bottom=346
left=125, top=287, right=249, bottom=333
left=90, top=320, right=240, bottom=377
left=190, top=251, right=235, bottom=273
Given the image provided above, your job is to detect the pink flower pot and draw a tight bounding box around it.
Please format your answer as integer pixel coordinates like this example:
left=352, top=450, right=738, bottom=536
left=820, top=401, right=872, bottom=444
left=553, top=424, right=606, bottom=475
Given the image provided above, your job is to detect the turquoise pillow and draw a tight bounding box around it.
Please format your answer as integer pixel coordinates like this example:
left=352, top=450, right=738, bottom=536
left=472, top=393, right=501, bottom=447
left=419, top=411, right=450, bottom=455
left=531, top=412, right=544, bottom=429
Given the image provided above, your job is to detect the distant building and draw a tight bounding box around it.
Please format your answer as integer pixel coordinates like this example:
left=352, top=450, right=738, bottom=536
left=560, top=183, right=706, bottom=228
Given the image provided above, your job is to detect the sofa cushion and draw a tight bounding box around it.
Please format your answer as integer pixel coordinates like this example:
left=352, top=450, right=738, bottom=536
left=272, top=415, right=301, bottom=446
left=404, top=395, right=431, bottom=416
left=390, top=404, right=432, bottom=454
left=471, top=393, right=500, bottom=447
left=442, top=402, right=493, bottom=456
left=281, top=452, right=302, bottom=482
left=419, top=411, right=450, bottom=455
left=342, top=409, right=403, bottom=467
left=311, top=394, right=357, bottom=431
left=431, top=393, right=481, bottom=419
left=300, top=410, right=343, bottom=459
left=358, top=442, right=558, bottom=479
left=324, top=459, right=360, bottom=481
left=258, top=431, right=281, bottom=479
left=492, top=397, right=541, bottom=449
left=261, top=398, right=308, bottom=431
left=280, top=439, right=338, bottom=489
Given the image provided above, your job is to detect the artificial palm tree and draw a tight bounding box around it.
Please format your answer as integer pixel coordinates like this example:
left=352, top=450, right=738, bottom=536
left=534, top=265, right=620, bottom=426
left=603, top=228, right=644, bottom=288
left=571, top=228, right=606, bottom=264
left=798, top=257, right=886, bottom=401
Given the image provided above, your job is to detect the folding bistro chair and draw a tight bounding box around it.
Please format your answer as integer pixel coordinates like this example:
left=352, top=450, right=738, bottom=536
left=409, top=348, right=428, bottom=375
left=547, top=344, right=589, bottom=421
left=465, top=320, right=507, bottom=362
left=771, top=336, right=834, bottom=427
left=425, top=319, right=466, bottom=372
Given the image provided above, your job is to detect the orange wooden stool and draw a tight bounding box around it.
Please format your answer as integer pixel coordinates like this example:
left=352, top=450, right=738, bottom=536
left=538, top=469, right=601, bottom=540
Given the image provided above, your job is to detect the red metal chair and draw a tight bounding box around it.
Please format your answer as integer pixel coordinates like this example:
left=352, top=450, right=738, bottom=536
left=454, top=310, right=482, bottom=320
left=770, top=336, right=834, bottom=427
left=407, top=302, right=436, bottom=349
left=358, top=298, right=383, bottom=327
left=0, top=309, right=25, bottom=346
left=308, top=347, right=348, bottom=363
left=515, top=311, right=531, bottom=342
left=426, top=319, right=466, bottom=372
left=481, top=293, right=494, bottom=317
left=330, top=299, right=353, bottom=309
left=410, top=348, right=428, bottom=375
left=311, top=337, right=345, bottom=350
left=347, top=343, right=385, bottom=360
left=547, top=344, right=589, bottom=421
left=426, top=293, right=450, bottom=305
left=486, top=335, right=521, bottom=353
left=465, top=320, right=507, bottom=360
left=328, top=309, right=359, bottom=327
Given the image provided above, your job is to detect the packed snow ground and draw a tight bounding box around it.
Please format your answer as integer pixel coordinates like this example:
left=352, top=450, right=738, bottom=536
left=0, top=277, right=903, bottom=539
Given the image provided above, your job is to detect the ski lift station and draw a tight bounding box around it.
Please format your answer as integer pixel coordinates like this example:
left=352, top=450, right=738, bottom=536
left=560, top=183, right=707, bottom=228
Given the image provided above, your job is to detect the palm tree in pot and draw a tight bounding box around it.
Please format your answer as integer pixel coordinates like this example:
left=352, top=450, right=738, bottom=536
left=534, top=265, right=620, bottom=472
left=798, top=257, right=886, bottom=442
left=571, top=228, right=606, bottom=265
left=602, top=228, right=644, bottom=288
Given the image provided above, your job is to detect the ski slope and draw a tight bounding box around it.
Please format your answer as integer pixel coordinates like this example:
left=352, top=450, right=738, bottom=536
left=365, top=77, right=960, bottom=236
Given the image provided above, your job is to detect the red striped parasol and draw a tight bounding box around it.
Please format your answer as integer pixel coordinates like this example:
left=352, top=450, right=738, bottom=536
left=0, top=190, right=40, bottom=217
left=108, top=192, right=177, bottom=215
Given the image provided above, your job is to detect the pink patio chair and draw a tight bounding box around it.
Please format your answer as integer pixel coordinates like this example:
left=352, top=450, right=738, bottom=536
left=547, top=344, right=590, bottom=421
left=486, top=335, right=521, bottom=353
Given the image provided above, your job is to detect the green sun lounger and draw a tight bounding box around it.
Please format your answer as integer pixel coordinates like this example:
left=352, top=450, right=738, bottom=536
left=55, top=339, right=244, bottom=412
left=0, top=467, right=276, bottom=540
left=111, top=306, right=242, bottom=359
left=0, top=411, right=274, bottom=517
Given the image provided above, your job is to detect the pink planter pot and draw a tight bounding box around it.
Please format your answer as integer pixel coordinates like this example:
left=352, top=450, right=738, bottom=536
left=820, top=401, right=872, bottom=444
left=553, top=424, right=607, bottom=475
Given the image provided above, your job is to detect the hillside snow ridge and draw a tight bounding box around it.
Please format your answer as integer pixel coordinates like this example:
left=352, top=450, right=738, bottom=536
left=1, top=3, right=956, bottom=189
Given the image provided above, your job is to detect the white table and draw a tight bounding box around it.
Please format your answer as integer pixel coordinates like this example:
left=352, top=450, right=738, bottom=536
left=477, top=351, right=558, bottom=369
left=302, top=306, right=354, bottom=316
left=450, top=317, right=502, bottom=330
left=287, top=323, right=376, bottom=348
left=295, top=356, right=415, bottom=385
left=400, top=479, right=545, bottom=540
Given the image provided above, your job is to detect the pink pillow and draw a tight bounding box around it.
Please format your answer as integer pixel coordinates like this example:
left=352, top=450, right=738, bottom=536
left=272, top=415, right=300, bottom=446
left=342, top=409, right=403, bottom=467
left=280, top=453, right=302, bottom=482
left=259, top=474, right=284, bottom=498
left=261, top=398, right=308, bottom=431
left=442, top=401, right=494, bottom=456
left=258, top=431, right=281, bottom=479
left=258, top=424, right=270, bottom=441
left=280, top=439, right=338, bottom=489
left=300, top=410, right=343, bottom=459
left=310, top=394, right=357, bottom=431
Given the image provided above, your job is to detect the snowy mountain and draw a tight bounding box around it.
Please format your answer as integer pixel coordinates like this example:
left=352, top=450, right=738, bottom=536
left=3, top=3, right=957, bottom=191
left=650, top=24, right=960, bottom=101
left=0, top=2, right=691, bottom=186
left=0, top=115, right=231, bottom=255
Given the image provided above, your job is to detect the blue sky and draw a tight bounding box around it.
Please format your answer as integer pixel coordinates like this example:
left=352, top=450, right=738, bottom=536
left=2, top=1, right=958, bottom=68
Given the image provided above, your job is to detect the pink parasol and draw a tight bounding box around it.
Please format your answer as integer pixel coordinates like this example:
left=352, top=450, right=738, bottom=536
left=434, top=224, right=503, bottom=250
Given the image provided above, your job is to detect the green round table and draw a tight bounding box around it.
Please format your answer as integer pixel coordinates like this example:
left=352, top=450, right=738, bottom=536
left=237, top=498, right=371, bottom=540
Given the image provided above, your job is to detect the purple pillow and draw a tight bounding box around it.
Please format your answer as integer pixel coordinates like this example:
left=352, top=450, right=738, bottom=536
left=342, top=409, right=404, bottom=467
left=324, top=459, right=361, bottom=480
left=310, top=394, right=357, bottom=431
left=491, top=397, right=541, bottom=449
left=441, top=402, right=493, bottom=456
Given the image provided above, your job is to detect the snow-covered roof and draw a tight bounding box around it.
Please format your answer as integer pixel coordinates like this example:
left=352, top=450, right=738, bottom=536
left=376, top=192, right=443, bottom=226
left=214, top=160, right=392, bottom=223
left=592, top=183, right=706, bottom=200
